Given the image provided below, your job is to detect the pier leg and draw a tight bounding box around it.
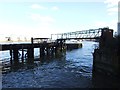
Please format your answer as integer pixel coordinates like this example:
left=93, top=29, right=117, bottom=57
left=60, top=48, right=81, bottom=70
left=51, top=47, right=54, bottom=55
left=13, top=49, right=19, bottom=64
left=27, top=48, right=34, bottom=59
left=46, top=47, right=50, bottom=56
left=10, top=50, right=13, bottom=65
left=21, top=48, right=24, bottom=63
left=61, top=45, right=63, bottom=52
left=26, top=48, right=34, bottom=67
left=55, top=46, right=59, bottom=54
left=10, top=50, right=12, bottom=59
left=40, top=47, right=45, bottom=58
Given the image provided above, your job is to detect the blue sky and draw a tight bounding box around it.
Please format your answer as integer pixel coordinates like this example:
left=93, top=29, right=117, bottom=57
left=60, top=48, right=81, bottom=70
left=0, top=0, right=118, bottom=40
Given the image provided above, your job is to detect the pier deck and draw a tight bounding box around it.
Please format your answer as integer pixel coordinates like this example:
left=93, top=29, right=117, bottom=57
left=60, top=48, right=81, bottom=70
left=1, top=42, right=57, bottom=51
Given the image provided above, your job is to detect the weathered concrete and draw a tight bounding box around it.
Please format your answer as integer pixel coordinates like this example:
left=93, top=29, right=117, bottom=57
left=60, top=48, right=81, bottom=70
left=93, top=28, right=120, bottom=76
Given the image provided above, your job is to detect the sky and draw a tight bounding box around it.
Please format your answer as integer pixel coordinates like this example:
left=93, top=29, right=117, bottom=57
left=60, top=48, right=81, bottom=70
left=0, top=0, right=118, bottom=40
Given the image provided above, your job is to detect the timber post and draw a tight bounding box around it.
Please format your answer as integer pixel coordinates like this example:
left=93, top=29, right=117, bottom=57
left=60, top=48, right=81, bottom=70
left=21, top=45, right=24, bottom=62
left=13, top=47, right=19, bottom=64
left=40, top=46, right=45, bottom=58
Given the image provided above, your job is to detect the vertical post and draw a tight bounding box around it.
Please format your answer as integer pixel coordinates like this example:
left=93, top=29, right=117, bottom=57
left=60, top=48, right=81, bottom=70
left=31, top=37, right=33, bottom=44
left=92, top=52, right=95, bottom=72
left=60, top=40, right=63, bottom=52
left=21, top=46, right=24, bottom=62
left=46, top=47, right=50, bottom=56
left=13, top=48, right=19, bottom=64
left=51, top=34, right=53, bottom=39
left=40, top=47, right=45, bottom=58
left=54, top=46, right=58, bottom=58
left=9, top=45, right=13, bottom=64
left=10, top=49, right=13, bottom=65
left=10, top=49, right=12, bottom=59
left=27, top=47, right=34, bottom=63
left=51, top=47, right=54, bottom=55
left=63, top=39, right=66, bottom=52
left=27, top=48, right=34, bottom=59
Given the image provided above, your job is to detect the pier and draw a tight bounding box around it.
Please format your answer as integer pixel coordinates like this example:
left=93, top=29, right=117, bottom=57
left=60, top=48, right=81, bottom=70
left=1, top=38, right=67, bottom=64
left=1, top=27, right=120, bottom=88
left=1, top=27, right=120, bottom=76
left=1, top=28, right=103, bottom=63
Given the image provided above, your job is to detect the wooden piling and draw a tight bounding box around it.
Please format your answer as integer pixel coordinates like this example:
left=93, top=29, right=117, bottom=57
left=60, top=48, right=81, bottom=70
left=46, top=47, right=50, bottom=55
left=55, top=46, right=59, bottom=54
left=21, top=46, right=24, bottom=62
left=31, top=37, right=34, bottom=44
left=51, top=47, right=54, bottom=54
left=27, top=48, right=34, bottom=59
left=13, top=48, right=19, bottom=64
left=10, top=49, right=12, bottom=59
left=40, top=47, right=45, bottom=57
left=9, top=50, right=13, bottom=66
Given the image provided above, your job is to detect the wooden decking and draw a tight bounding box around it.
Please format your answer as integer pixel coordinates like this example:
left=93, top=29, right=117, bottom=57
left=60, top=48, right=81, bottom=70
left=1, top=42, right=57, bottom=51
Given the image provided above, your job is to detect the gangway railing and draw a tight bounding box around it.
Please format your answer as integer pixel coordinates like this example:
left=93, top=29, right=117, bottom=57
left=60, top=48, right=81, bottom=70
left=51, top=28, right=104, bottom=40
left=31, top=37, right=56, bottom=44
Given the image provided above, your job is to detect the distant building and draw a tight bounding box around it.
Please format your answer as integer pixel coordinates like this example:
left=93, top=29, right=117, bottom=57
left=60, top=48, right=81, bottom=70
left=118, top=22, right=120, bottom=36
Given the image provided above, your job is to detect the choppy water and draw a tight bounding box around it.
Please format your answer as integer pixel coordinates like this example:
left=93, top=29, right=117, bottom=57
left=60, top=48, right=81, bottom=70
left=1, top=41, right=120, bottom=88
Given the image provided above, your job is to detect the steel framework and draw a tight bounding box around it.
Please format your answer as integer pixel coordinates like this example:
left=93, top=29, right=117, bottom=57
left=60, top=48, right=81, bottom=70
left=51, top=28, right=103, bottom=40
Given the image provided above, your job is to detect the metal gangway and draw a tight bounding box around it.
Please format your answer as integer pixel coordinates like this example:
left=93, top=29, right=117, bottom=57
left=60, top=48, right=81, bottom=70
left=51, top=28, right=106, bottom=40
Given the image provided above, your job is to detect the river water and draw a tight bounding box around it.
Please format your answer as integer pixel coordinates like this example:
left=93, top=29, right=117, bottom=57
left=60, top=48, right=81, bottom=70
left=1, top=41, right=120, bottom=88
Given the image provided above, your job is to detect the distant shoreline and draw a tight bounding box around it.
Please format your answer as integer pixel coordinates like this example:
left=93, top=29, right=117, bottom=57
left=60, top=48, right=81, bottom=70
left=0, top=41, right=31, bottom=45
left=0, top=40, right=31, bottom=43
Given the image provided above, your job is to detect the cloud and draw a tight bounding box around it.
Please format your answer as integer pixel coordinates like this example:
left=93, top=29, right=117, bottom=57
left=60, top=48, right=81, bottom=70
left=30, top=13, right=55, bottom=23
left=104, top=0, right=118, bottom=8
left=0, top=14, right=56, bottom=39
left=31, top=4, right=59, bottom=11
left=107, top=7, right=118, bottom=12
left=107, top=7, right=118, bottom=15
left=31, top=4, right=48, bottom=10
left=0, top=22, right=35, bottom=39
left=51, top=6, right=59, bottom=11
left=104, top=0, right=119, bottom=16
left=0, top=21, right=58, bottom=39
